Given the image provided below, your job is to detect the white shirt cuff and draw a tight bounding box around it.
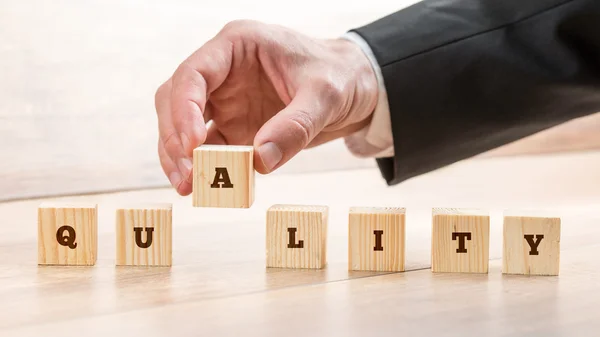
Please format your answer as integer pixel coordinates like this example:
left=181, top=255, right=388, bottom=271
left=341, top=32, right=394, bottom=159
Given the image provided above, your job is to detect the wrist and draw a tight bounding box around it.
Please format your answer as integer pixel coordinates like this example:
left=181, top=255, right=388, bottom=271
left=328, top=37, right=379, bottom=132
left=338, top=32, right=395, bottom=158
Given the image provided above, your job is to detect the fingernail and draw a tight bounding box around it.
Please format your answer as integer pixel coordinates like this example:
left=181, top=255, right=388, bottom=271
left=258, top=142, right=283, bottom=172
left=180, top=132, right=191, bottom=154
left=178, top=158, right=193, bottom=181
left=169, top=171, right=182, bottom=188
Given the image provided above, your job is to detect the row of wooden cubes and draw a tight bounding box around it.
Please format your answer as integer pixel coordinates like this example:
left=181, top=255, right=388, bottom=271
left=267, top=206, right=560, bottom=276
left=38, top=203, right=560, bottom=275
left=38, top=203, right=172, bottom=266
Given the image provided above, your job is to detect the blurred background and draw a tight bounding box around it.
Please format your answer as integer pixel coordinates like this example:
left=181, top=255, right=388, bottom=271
left=1, top=0, right=599, bottom=201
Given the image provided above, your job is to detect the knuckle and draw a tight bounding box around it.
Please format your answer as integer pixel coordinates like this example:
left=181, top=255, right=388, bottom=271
left=314, top=77, right=344, bottom=107
left=170, top=64, right=207, bottom=105
left=161, top=131, right=181, bottom=155
left=172, top=62, right=192, bottom=84
left=220, top=19, right=259, bottom=36
left=158, top=145, right=170, bottom=173
left=288, top=109, right=316, bottom=146
left=154, top=81, right=169, bottom=110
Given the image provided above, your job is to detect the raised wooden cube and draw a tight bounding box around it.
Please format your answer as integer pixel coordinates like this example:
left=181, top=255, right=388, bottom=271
left=431, top=208, right=490, bottom=273
left=192, top=145, right=254, bottom=208
left=116, top=204, right=172, bottom=266
left=266, top=204, right=328, bottom=269
left=348, top=207, right=406, bottom=272
left=38, top=203, right=98, bottom=266
left=503, top=211, right=561, bottom=276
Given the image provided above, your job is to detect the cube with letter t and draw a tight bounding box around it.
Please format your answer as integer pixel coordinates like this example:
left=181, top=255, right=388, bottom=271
left=192, top=145, right=255, bottom=208
left=431, top=208, right=490, bottom=273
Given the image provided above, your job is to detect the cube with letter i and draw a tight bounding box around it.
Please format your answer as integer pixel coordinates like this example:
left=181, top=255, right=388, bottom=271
left=116, top=204, right=172, bottom=267
left=192, top=145, right=254, bottom=208
left=503, top=211, right=561, bottom=276
left=431, top=208, right=490, bottom=273
left=348, top=207, right=406, bottom=272
left=266, top=204, right=328, bottom=269
left=38, top=203, right=98, bottom=266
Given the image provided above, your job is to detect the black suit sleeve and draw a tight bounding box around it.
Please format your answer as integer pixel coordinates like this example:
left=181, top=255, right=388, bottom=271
left=351, top=0, right=600, bottom=185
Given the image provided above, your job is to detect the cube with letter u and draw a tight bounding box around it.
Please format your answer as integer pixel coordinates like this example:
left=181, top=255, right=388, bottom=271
left=115, top=204, right=172, bottom=266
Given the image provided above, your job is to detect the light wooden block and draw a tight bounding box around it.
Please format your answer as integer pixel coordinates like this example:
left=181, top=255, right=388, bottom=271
left=38, top=203, right=98, bottom=266
left=192, top=145, right=254, bottom=208
left=348, top=207, right=405, bottom=272
left=431, top=208, right=490, bottom=273
left=116, top=204, right=172, bottom=266
left=266, top=204, right=328, bottom=269
left=503, top=211, right=561, bottom=276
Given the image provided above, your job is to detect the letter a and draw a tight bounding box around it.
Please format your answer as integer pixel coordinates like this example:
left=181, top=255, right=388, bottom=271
left=210, top=167, right=234, bottom=188
left=134, top=227, right=154, bottom=248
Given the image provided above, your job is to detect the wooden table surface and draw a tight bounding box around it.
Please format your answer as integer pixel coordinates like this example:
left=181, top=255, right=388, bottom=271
left=1, top=152, right=600, bottom=336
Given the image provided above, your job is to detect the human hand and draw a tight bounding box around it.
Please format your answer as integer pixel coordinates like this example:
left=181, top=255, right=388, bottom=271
left=155, top=20, right=378, bottom=196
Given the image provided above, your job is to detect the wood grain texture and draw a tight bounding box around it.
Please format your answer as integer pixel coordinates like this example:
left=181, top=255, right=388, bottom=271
left=193, top=145, right=255, bottom=208
left=37, top=203, right=97, bottom=266
left=8, top=246, right=599, bottom=337
left=348, top=207, right=405, bottom=271
left=116, top=204, right=172, bottom=266
left=1, top=153, right=600, bottom=336
left=431, top=208, right=490, bottom=273
left=503, top=212, right=561, bottom=275
left=266, top=205, right=328, bottom=269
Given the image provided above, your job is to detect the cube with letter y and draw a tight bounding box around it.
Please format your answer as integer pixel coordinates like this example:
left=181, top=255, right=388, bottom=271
left=503, top=211, right=561, bottom=276
left=116, top=204, right=172, bottom=266
left=193, top=145, right=254, bottom=208
left=266, top=204, right=328, bottom=269
left=431, top=208, right=490, bottom=273
left=38, top=203, right=98, bottom=266
left=348, top=207, right=406, bottom=272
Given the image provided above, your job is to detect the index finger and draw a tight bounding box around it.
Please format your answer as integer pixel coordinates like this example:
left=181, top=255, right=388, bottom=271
left=170, top=36, right=234, bottom=156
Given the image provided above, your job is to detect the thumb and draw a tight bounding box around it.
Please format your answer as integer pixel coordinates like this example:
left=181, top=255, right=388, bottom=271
left=253, top=89, right=329, bottom=174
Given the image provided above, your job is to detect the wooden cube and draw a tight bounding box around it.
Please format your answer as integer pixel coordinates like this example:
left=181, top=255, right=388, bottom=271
left=192, top=145, right=254, bottom=208
left=266, top=204, right=328, bottom=269
left=348, top=207, right=406, bottom=272
left=503, top=211, right=561, bottom=276
left=116, top=204, right=172, bottom=266
left=431, top=208, right=490, bottom=273
left=38, top=203, right=98, bottom=266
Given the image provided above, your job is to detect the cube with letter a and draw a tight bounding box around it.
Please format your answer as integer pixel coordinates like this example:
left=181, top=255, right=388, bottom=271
left=192, top=145, right=254, bottom=208
left=503, top=211, right=561, bottom=276
left=38, top=202, right=98, bottom=266
left=266, top=204, right=328, bottom=269
left=431, top=208, right=490, bottom=273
